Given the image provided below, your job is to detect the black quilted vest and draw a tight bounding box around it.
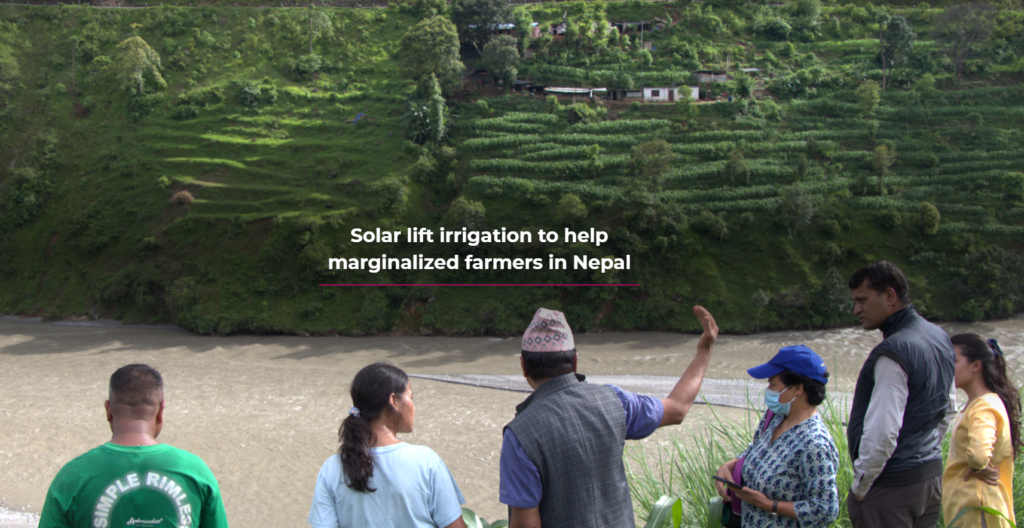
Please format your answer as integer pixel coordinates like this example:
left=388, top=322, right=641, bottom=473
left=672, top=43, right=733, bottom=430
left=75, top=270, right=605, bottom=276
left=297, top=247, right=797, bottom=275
left=847, top=305, right=954, bottom=487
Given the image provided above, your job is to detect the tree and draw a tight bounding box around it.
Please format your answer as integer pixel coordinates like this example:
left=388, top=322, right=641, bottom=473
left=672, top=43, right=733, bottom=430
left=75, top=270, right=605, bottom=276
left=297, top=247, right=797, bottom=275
left=413, top=0, right=446, bottom=19
left=398, top=16, right=464, bottom=90
left=480, top=34, right=519, bottom=92
left=819, top=267, right=853, bottom=323
left=1003, top=172, right=1024, bottom=201
left=69, top=36, right=80, bottom=93
left=401, top=75, right=449, bottom=146
left=445, top=196, right=487, bottom=230
left=794, top=0, right=821, bottom=30
left=917, top=201, right=941, bottom=234
left=733, top=71, right=756, bottom=100
left=424, top=74, right=447, bottom=146
left=795, top=153, right=809, bottom=182
left=912, top=73, right=938, bottom=125
left=724, top=149, right=747, bottom=185
left=872, top=145, right=895, bottom=195
left=306, top=6, right=333, bottom=55
left=879, top=15, right=915, bottom=89
left=934, top=3, right=996, bottom=81
left=631, top=139, right=673, bottom=181
left=856, top=80, right=880, bottom=117
left=627, top=139, right=674, bottom=227
left=451, top=0, right=512, bottom=54
left=513, top=8, right=533, bottom=56
left=752, top=289, right=771, bottom=332
left=115, top=36, right=165, bottom=95
left=556, top=194, right=588, bottom=225
left=775, top=186, right=815, bottom=230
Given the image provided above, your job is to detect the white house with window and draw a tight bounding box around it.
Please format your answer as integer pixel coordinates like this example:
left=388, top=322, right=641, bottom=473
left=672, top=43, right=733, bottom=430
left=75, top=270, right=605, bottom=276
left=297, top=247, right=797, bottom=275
left=641, top=87, right=699, bottom=102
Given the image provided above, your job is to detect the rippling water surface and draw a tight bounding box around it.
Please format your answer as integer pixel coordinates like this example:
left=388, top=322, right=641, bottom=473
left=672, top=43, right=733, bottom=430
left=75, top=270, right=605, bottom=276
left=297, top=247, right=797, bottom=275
left=1, top=316, right=1021, bottom=526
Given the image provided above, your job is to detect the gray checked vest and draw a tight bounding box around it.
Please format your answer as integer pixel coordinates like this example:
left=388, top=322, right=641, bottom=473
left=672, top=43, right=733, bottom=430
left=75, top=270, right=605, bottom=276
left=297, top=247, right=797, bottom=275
left=504, top=373, right=633, bottom=528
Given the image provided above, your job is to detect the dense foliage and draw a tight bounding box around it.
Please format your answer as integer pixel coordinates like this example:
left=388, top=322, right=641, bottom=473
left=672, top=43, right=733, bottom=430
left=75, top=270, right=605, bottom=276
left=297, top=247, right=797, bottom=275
left=0, top=0, right=1022, bottom=336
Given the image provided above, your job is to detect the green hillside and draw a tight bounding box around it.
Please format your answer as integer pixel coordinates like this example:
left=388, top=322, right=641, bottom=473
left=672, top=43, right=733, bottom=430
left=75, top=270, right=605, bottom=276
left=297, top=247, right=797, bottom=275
left=0, top=0, right=1022, bottom=335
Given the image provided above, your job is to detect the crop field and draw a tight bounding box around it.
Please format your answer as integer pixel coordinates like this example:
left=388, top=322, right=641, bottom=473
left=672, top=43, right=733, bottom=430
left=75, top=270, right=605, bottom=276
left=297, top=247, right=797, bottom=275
left=0, top=0, right=1023, bottom=336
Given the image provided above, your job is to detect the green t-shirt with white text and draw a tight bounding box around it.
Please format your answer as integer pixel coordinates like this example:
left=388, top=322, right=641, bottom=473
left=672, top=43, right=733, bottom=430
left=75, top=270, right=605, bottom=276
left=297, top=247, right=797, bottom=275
left=39, top=443, right=228, bottom=528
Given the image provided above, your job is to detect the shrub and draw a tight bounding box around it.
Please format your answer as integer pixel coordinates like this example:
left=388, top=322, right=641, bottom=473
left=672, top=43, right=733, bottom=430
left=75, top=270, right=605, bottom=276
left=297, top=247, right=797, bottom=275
left=445, top=196, right=486, bottom=230
left=1004, top=172, right=1024, bottom=201
left=300, top=301, right=323, bottom=318
left=820, top=219, right=841, bottom=238
left=238, top=81, right=261, bottom=107
left=170, top=104, right=199, bottom=119
left=136, top=236, right=161, bottom=254
left=170, top=190, right=194, bottom=204
left=360, top=290, right=390, bottom=331
left=555, top=194, right=588, bottom=225
left=690, top=210, right=729, bottom=240
left=286, top=54, right=322, bottom=80
left=874, top=208, right=902, bottom=229
left=1, top=167, right=52, bottom=228
left=955, top=299, right=984, bottom=322
left=917, top=202, right=941, bottom=235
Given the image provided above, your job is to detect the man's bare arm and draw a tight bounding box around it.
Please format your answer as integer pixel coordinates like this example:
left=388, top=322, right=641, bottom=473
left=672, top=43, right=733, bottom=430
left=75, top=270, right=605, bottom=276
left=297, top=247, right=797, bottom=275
left=509, top=506, right=541, bottom=528
left=660, top=306, right=718, bottom=427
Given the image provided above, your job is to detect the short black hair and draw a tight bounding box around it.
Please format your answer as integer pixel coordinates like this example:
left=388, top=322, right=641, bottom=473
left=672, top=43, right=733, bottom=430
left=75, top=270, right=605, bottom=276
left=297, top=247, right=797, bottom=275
left=109, top=364, right=163, bottom=412
left=779, top=370, right=827, bottom=406
left=848, top=261, right=911, bottom=304
left=522, top=349, right=577, bottom=380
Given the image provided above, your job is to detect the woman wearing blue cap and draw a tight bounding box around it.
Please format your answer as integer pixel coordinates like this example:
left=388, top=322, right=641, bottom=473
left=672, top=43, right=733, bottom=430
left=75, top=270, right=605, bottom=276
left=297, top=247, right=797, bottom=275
left=714, top=345, right=840, bottom=528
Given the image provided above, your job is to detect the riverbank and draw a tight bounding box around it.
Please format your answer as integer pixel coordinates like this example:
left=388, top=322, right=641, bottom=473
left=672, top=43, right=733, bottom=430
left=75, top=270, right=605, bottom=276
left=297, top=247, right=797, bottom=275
left=1, top=318, right=1021, bottom=526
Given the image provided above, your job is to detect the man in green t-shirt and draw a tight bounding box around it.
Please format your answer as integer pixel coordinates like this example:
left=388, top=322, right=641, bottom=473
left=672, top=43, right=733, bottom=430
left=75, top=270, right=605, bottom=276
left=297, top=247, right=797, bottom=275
left=39, top=364, right=229, bottom=528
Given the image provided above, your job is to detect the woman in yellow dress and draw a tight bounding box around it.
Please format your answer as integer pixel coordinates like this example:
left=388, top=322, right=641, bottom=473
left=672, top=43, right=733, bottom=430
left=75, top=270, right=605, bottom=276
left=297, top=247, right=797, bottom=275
left=942, top=334, right=1021, bottom=528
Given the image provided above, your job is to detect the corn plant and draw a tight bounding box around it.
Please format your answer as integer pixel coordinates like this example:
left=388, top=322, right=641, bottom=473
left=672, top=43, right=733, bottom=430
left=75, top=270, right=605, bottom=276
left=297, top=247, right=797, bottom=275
left=469, top=154, right=630, bottom=174
left=571, top=119, right=673, bottom=134
left=939, top=222, right=1024, bottom=235
left=503, top=112, right=563, bottom=125
left=521, top=146, right=602, bottom=161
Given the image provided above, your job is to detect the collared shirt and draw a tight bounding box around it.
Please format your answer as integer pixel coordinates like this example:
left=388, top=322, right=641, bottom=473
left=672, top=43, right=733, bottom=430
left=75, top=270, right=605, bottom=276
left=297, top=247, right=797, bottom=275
left=740, top=413, right=840, bottom=528
left=498, top=385, right=664, bottom=509
left=851, top=355, right=957, bottom=497
left=308, top=443, right=465, bottom=528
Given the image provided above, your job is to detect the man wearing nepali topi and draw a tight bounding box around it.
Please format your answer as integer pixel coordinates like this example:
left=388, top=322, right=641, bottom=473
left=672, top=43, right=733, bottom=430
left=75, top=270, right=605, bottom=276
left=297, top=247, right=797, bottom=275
left=499, top=306, right=719, bottom=528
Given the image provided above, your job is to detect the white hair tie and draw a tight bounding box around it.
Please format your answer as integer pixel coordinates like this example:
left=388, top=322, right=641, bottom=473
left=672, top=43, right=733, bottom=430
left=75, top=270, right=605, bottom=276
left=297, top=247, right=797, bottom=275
left=349, top=407, right=361, bottom=417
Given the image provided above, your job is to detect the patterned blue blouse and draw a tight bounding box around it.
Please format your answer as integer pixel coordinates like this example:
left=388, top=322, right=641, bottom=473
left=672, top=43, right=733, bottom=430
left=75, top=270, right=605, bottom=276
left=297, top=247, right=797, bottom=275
left=739, top=413, right=840, bottom=528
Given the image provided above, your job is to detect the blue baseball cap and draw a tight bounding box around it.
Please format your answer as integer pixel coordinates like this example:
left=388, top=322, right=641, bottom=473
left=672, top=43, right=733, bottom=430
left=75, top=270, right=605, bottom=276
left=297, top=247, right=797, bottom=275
left=747, top=345, right=828, bottom=385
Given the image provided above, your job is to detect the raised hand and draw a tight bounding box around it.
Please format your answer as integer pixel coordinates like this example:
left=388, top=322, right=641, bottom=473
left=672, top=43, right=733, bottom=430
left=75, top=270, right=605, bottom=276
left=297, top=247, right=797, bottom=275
left=693, top=305, right=719, bottom=354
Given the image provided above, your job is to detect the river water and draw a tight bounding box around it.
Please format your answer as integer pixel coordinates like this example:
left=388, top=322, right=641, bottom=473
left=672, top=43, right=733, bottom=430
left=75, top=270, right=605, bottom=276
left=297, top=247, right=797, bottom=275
left=1, top=316, right=1022, bottom=526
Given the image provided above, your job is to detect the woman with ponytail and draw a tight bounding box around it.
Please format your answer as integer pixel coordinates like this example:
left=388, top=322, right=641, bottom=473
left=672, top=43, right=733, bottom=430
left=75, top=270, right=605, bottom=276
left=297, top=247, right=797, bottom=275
left=307, top=362, right=467, bottom=528
left=942, top=334, right=1022, bottom=528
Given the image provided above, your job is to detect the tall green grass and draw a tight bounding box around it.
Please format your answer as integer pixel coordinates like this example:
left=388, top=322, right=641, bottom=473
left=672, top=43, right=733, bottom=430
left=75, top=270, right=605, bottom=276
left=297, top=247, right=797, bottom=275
left=628, top=399, right=1024, bottom=528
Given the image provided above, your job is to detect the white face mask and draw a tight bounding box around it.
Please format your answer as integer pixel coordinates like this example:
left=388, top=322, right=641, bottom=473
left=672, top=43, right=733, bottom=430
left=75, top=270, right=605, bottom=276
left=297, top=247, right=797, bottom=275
left=764, top=386, right=792, bottom=415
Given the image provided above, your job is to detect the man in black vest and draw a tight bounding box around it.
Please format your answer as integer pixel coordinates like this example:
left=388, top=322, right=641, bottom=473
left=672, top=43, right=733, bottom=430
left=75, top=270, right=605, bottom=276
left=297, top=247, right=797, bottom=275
left=499, top=306, right=718, bottom=528
left=846, top=261, right=957, bottom=528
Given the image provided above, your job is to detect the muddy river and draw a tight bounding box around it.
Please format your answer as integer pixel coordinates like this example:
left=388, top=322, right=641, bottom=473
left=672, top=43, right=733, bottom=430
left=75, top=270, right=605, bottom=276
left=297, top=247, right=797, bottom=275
left=1, top=316, right=1022, bottom=526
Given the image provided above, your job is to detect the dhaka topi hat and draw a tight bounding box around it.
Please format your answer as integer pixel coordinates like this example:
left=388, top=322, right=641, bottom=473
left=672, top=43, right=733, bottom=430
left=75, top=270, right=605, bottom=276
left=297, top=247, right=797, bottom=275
left=522, top=308, right=575, bottom=353
left=747, top=344, right=829, bottom=385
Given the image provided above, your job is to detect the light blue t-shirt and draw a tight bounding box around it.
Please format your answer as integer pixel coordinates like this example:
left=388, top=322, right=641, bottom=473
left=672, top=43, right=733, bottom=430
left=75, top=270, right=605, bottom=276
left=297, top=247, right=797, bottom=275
left=308, top=443, right=466, bottom=528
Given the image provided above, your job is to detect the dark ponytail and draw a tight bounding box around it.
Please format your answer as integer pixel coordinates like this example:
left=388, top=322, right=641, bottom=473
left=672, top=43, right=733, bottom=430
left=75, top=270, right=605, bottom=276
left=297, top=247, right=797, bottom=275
left=952, top=334, right=1023, bottom=457
left=337, top=362, right=409, bottom=492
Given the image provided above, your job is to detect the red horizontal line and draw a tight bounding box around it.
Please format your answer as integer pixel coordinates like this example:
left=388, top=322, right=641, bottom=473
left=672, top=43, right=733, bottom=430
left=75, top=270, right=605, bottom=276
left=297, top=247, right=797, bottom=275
left=319, top=284, right=640, bottom=287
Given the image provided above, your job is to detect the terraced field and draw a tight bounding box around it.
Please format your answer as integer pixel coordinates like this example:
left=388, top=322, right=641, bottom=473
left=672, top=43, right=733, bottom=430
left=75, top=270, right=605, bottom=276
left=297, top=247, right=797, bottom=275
left=1, top=0, right=1023, bottom=334
left=459, top=88, right=1024, bottom=235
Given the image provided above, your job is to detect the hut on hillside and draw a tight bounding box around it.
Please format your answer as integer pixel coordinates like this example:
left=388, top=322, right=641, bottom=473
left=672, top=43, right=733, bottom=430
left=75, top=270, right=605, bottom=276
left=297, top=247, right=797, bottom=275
left=692, top=70, right=729, bottom=83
